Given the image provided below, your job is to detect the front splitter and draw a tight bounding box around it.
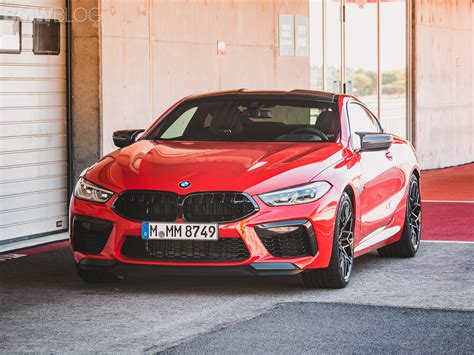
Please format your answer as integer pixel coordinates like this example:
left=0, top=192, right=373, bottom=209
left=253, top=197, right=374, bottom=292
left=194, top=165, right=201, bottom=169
left=79, top=258, right=303, bottom=276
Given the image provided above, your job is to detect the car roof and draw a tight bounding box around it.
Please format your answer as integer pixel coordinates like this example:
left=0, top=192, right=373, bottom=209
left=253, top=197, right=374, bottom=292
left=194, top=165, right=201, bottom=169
left=187, top=89, right=339, bottom=103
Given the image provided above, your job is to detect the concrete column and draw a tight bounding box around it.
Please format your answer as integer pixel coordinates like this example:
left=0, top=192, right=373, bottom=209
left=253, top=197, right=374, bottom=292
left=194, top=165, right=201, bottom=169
left=70, top=0, right=101, bottom=184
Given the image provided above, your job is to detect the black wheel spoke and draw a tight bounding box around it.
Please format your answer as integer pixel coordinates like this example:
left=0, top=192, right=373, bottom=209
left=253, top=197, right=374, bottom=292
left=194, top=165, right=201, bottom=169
left=407, top=179, right=421, bottom=250
left=337, top=199, right=354, bottom=281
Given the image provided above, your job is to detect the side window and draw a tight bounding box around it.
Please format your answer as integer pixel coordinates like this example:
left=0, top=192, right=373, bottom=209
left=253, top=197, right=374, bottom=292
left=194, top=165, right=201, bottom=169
left=348, top=103, right=380, bottom=134
left=161, top=107, right=198, bottom=139
left=203, top=113, right=214, bottom=128
left=348, top=103, right=381, bottom=149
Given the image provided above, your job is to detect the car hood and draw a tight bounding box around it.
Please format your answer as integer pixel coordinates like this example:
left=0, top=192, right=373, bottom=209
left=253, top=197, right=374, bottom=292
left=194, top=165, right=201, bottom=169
left=85, top=140, right=345, bottom=196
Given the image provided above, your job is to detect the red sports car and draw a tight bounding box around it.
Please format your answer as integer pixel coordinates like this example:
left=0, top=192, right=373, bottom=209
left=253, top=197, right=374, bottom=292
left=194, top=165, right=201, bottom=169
left=70, top=89, right=421, bottom=288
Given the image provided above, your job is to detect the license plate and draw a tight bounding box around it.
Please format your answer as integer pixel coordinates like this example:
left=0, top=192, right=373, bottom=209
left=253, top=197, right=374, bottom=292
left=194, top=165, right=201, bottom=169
left=141, top=222, right=218, bottom=241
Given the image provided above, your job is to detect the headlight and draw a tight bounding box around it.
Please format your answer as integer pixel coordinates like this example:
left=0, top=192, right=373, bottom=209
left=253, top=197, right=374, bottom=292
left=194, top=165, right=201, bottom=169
left=74, top=177, right=114, bottom=203
left=259, top=181, right=331, bottom=206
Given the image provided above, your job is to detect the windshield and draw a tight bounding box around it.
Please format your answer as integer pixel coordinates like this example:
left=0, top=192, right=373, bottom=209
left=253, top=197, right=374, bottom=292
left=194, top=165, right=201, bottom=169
left=147, top=96, right=340, bottom=143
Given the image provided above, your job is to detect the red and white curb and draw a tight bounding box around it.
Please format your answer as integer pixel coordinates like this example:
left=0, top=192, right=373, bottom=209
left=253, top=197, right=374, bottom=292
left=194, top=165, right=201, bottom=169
left=0, top=253, right=27, bottom=262
left=0, top=241, right=69, bottom=263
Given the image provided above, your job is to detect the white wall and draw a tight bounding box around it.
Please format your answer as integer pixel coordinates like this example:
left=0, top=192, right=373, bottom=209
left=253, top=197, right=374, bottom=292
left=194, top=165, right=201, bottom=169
left=99, top=1, right=474, bottom=169
left=99, top=0, right=310, bottom=154
left=414, top=1, right=473, bottom=169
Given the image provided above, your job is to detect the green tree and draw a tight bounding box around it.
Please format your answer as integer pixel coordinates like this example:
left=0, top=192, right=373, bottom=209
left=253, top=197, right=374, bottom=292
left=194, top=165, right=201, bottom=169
left=353, top=72, right=375, bottom=96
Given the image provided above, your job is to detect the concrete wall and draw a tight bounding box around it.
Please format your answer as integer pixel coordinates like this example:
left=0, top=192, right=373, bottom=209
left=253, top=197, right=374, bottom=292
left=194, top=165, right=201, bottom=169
left=99, top=0, right=310, bottom=154
left=73, top=0, right=473, bottom=170
left=71, top=0, right=101, bottom=183
left=413, top=0, right=473, bottom=169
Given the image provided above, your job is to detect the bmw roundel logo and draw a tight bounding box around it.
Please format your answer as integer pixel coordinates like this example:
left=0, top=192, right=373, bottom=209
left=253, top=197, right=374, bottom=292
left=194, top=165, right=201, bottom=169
left=179, top=181, right=191, bottom=189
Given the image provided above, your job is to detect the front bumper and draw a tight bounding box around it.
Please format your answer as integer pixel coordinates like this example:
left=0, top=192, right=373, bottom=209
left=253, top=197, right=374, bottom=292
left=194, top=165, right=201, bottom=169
left=69, top=187, right=341, bottom=271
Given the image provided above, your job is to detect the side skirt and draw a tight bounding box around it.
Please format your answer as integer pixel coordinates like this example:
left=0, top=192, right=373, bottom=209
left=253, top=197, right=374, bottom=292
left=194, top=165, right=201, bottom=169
left=354, top=225, right=401, bottom=257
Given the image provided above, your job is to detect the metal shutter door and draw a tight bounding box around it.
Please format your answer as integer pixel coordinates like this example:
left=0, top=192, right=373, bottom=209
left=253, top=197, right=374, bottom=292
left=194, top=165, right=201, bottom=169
left=0, top=1, right=68, bottom=245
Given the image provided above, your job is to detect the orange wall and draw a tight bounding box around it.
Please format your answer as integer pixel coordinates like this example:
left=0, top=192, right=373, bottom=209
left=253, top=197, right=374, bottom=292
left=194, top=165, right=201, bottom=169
left=100, top=0, right=310, bottom=154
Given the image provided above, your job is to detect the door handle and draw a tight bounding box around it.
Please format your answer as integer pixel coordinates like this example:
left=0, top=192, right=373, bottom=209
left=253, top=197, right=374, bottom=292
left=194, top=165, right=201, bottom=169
left=385, top=151, right=393, bottom=160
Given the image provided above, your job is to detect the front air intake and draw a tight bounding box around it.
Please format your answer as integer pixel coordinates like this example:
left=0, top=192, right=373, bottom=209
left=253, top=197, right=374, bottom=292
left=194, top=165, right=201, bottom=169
left=71, top=215, right=113, bottom=254
left=121, top=236, right=250, bottom=262
left=255, top=220, right=317, bottom=257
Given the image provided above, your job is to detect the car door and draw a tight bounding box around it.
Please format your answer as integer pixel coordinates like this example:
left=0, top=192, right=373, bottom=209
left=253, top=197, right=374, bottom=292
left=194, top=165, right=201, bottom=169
left=348, top=102, right=402, bottom=238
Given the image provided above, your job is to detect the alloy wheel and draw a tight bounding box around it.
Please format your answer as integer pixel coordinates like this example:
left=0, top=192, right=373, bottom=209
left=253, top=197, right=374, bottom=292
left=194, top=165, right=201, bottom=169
left=338, top=199, right=354, bottom=281
left=408, top=179, right=422, bottom=250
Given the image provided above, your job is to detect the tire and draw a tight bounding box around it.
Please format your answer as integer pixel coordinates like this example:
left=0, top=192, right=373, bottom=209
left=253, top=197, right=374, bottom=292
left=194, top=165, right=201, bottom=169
left=302, top=192, right=355, bottom=289
left=75, top=264, right=126, bottom=283
left=377, top=174, right=421, bottom=258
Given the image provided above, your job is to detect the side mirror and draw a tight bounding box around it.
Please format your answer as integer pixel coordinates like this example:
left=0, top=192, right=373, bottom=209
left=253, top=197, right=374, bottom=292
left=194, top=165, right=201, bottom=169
left=113, top=129, right=145, bottom=148
left=355, top=132, right=393, bottom=151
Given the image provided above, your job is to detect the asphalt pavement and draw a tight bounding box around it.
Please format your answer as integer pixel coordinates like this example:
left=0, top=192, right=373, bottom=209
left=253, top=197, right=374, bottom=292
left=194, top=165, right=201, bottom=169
left=0, top=242, right=473, bottom=353
left=163, top=303, right=473, bottom=354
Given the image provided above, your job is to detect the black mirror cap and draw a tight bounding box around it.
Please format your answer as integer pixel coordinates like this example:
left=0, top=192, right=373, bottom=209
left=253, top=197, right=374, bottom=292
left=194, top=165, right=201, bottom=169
left=113, top=129, right=145, bottom=148
left=356, top=132, right=393, bottom=151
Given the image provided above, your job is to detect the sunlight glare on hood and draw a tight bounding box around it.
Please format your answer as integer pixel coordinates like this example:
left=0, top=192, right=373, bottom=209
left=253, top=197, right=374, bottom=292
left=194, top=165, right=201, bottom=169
left=248, top=161, right=268, bottom=171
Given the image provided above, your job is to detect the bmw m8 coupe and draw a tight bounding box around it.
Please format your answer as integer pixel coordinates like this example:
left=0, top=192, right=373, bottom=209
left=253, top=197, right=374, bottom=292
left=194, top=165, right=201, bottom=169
left=70, top=89, right=421, bottom=288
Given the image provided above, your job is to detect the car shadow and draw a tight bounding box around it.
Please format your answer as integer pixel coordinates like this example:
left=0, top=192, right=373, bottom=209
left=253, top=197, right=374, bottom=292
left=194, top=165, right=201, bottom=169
left=0, top=245, right=393, bottom=297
